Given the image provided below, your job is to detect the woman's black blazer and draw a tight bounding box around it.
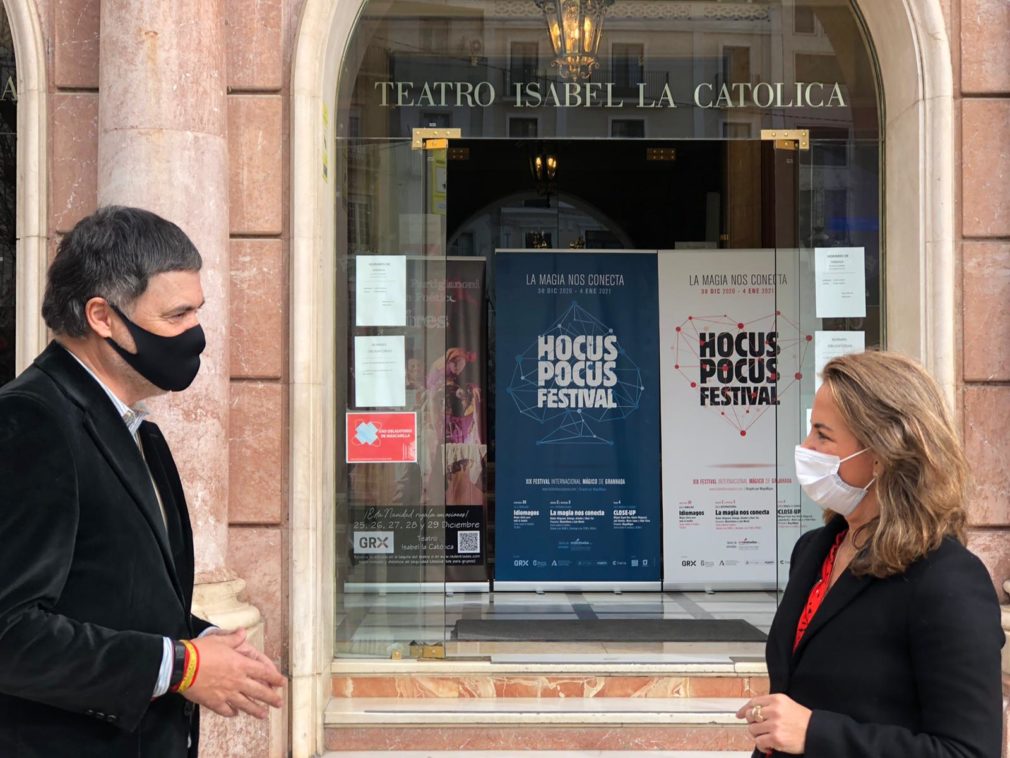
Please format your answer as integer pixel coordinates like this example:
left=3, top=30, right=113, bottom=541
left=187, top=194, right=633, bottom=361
left=756, top=515, right=1005, bottom=758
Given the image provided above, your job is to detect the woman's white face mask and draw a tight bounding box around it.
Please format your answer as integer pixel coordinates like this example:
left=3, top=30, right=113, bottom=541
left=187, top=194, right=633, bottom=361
left=794, top=445, right=876, bottom=516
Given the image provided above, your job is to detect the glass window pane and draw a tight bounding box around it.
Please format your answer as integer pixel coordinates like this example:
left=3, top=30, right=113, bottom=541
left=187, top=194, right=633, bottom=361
left=611, top=42, right=643, bottom=88
left=610, top=119, right=644, bottom=138
left=509, top=41, right=539, bottom=89
left=339, top=1, right=880, bottom=141
left=508, top=117, right=538, bottom=138
left=334, top=0, right=884, bottom=654
left=794, top=6, right=817, bottom=34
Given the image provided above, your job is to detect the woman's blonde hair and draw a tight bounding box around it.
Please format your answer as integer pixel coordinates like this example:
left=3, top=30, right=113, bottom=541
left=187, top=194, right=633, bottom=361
left=821, top=350, right=969, bottom=577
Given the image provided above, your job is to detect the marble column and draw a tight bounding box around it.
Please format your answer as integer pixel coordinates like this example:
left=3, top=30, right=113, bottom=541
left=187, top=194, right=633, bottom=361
left=97, top=2, right=267, bottom=755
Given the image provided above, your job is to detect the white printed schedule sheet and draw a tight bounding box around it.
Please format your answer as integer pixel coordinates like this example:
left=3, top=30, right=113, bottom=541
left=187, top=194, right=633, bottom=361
left=815, top=247, right=866, bottom=318
left=355, top=255, right=407, bottom=327
left=814, top=331, right=866, bottom=391
left=353, top=335, right=406, bottom=408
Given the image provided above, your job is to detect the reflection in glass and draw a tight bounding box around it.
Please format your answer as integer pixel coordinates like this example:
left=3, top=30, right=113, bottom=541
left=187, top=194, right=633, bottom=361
left=334, top=0, right=884, bottom=655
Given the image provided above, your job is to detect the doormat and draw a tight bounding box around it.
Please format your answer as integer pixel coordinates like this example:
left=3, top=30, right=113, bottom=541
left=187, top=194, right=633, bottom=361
left=453, top=618, right=766, bottom=642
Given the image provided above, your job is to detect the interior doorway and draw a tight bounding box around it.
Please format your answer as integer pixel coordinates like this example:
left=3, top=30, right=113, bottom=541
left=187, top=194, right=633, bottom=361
left=444, top=137, right=795, bottom=605
left=444, top=137, right=807, bottom=255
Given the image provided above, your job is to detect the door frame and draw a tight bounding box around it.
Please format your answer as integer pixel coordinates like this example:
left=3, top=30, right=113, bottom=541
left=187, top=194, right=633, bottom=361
left=288, top=2, right=956, bottom=755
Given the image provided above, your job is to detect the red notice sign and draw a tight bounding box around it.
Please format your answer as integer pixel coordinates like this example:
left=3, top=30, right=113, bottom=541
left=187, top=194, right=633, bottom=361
left=346, top=411, right=417, bottom=463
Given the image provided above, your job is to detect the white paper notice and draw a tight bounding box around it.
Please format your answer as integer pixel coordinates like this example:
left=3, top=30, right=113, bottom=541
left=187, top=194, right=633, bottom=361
left=354, top=335, right=406, bottom=408
left=814, top=331, right=865, bottom=391
left=356, top=256, right=406, bottom=327
left=815, top=247, right=866, bottom=318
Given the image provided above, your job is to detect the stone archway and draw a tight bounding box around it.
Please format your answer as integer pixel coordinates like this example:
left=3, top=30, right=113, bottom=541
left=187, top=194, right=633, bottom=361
left=849, top=0, right=956, bottom=405
left=288, top=2, right=955, bottom=755
left=2, top=0, right=47, bottom=373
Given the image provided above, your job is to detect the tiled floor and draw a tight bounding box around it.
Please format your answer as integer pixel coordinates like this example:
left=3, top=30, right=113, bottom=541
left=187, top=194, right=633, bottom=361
left=335, top=591, right=778, bottom=657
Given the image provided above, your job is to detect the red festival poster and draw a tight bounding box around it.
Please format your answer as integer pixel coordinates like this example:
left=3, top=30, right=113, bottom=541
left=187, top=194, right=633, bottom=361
left=346, top=411, right=417, bottom=463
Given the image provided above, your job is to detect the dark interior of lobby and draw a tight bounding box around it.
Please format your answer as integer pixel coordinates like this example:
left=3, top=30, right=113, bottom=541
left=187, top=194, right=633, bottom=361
left=446, top=137, right=799, bottom=257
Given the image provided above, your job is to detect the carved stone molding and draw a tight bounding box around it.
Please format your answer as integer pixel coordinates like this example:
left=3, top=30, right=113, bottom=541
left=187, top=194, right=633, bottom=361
left=193, top=577, right=265, bottom=640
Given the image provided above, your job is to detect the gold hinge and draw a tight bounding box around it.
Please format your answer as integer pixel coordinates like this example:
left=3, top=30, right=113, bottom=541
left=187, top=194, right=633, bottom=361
left=408, top=641, right=446, bottom=659
left=760, top=129, right=809, bottom=151
left=421, top=643, right=445, bottom=659
left=646, top=147, right=677, bottom=161
left=412, top=128, right=462, bottom=150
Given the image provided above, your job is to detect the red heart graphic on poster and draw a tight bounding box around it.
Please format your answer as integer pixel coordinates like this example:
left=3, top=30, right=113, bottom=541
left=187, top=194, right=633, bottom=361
left=669, top=311, right=813, bottom=436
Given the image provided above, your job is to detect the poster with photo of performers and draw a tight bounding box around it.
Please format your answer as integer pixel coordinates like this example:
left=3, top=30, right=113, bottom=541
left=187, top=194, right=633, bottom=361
left=347, top=256, right=489, bottom=586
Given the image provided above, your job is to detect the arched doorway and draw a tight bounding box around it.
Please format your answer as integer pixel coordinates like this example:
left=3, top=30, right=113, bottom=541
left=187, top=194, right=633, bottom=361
left=0, top=0, right=47, bottom=380
left=0, top=8, right=15, bottom=384
left=289, top=1, right=954, bottom=753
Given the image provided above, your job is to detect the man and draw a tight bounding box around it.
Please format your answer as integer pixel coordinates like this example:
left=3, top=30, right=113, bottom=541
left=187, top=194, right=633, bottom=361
left=0, top=206, right=285, bottom=757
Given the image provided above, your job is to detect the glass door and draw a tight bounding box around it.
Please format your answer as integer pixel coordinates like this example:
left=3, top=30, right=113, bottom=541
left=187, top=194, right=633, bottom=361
left=655, top=132, right=822, bottom=600
left=331, top=130, right=881, bottom=652
left=335, top=137, right=451, bottom=657
left=762, top=133, right=818, bottom=597
left=775, top=131, right=883, bottom=597
left=452, top=135, right=811, bottom=604
left=640, top=137, right=793, bottom=597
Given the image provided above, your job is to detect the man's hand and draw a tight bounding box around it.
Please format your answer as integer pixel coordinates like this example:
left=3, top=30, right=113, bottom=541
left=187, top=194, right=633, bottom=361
left=200, top=626, right=276, bottom=669
left=183, top=628, right=286, bottom=719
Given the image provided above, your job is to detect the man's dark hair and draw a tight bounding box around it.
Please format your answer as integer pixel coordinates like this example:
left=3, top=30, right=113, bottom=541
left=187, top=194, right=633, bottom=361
left=42, top=206, right=203, bottom=337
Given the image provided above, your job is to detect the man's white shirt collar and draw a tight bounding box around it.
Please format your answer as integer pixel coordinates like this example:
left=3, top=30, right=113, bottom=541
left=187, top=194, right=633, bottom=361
left=63, top=346, right=149, bottom=436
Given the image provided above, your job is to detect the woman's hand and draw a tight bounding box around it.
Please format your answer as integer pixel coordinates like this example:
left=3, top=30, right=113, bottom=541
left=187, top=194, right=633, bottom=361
left=735, top=693, right=812, bottom=755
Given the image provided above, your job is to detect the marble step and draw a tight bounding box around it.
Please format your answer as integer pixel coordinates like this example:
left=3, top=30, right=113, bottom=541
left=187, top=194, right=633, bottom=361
left=331, top=654, right=769, bottom=700
left=323, top=696, right=754, bottom=751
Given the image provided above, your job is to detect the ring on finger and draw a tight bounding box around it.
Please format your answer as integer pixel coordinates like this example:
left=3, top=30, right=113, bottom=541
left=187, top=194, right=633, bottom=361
left=751, top=704, right=765, bottom=722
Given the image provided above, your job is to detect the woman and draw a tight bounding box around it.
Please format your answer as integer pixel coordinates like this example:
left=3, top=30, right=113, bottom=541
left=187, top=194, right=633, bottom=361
left=737, top=351, right=1004, bottom=757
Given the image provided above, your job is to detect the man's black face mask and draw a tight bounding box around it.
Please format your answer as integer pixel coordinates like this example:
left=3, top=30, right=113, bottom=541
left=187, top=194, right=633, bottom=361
left=107, top=303, right=206, bottom=392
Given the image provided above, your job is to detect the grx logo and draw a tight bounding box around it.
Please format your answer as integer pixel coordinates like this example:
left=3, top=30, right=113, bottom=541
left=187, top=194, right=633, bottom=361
left=681, top=560, right=698, bottom=567
left=353, top=531, right=394, bottom=554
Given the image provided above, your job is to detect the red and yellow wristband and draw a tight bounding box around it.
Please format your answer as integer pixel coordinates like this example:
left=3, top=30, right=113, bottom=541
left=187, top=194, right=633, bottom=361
left=169, top=640, right=200, bottom=694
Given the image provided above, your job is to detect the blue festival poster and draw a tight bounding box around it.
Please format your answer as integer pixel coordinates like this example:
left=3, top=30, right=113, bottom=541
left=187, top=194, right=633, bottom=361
left=494, top=251, right=661, bottom=587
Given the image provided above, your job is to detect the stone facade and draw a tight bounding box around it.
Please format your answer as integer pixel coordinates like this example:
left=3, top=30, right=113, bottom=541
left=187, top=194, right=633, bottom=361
left=10, top=0, right=1010, bottom=755
left=958, top=0, right=1010, bottom=598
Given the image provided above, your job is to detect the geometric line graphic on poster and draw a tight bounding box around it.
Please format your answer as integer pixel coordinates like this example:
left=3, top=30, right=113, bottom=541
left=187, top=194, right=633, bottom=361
left=354, top=421, right=380, bottom=445
left=507, top=301, right=644, bottom=445
left=670, top=309, right=812, bottom=437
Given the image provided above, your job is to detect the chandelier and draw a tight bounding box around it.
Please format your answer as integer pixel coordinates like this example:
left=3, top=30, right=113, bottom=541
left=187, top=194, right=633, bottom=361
left=529, top=143, right=558, bottom=198
left=534, top=0, right=615, bottom=81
